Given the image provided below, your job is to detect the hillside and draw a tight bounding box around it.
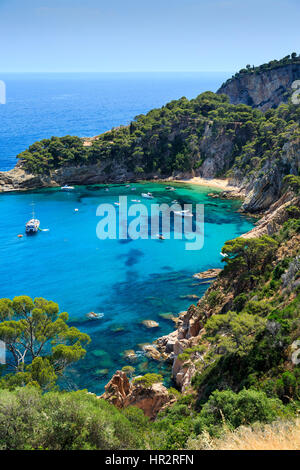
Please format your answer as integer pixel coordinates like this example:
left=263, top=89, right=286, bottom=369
left=218, top=53, right=300, bottom=111
left=0, top=56, right=299, bottom=450
left=0, top=91, right=300, bottom=214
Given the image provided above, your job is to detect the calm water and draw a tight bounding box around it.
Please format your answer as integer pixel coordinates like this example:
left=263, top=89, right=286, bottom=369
left=0, top=72, right=229, bottom=171
left=0, top=72, right=252, bottom=393
left=0, top=182, right=254, bottom=393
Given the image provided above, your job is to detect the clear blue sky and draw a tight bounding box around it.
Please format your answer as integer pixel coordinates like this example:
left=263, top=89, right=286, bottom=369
left=0, top=0, right=299, bottom=72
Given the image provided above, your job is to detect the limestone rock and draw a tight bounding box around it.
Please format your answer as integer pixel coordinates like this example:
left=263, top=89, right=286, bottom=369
left=193, top=269, right=222, bottom=280
left=217, top=63, right=300, bottom=111
left=101, top=371, right=172, bottom=419
left=141, top=320, right=159, bottom=328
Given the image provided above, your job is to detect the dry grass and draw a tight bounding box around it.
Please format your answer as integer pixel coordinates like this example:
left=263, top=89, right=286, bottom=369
left=187, top=419, right=300, bottom=450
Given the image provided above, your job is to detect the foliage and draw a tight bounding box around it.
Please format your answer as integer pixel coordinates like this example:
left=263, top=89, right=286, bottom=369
left=205, top=311, right=267, bottom=356
left=133, top=373, right=163, bottom=388
left=0, top=296, right=90, bottom=389
left=193, top=389, right=285, bottom=436
left=0, top=387, right=151, bottom=450
left=222, top=53, right=300, bottom=85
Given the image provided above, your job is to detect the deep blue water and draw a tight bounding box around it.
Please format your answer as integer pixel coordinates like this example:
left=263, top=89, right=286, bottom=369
left=0, top=73, right=254, bottom=394
left=0, top=183, right=254, bottom=393
left=0, top=72, right=229, bottom=171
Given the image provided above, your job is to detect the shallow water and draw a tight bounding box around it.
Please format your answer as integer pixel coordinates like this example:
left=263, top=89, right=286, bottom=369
left=0, top=182, right=254, bottom=393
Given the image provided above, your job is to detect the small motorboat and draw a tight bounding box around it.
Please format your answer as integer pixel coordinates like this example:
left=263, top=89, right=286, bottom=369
left=131, top=187, right=136, bottom=191
left=174, top=210, right=193, bottom=217
left=142, top=192, right=154, bottom=199
left=61, top=185, right=75, bottom=190
left=220, top=252, right=228, bottom=258
left=156, top=234, right=165, bottom=240
left=86, top=311, right=104, bottom=320
left=131, top=199, right=141, bottom=203
left=166, top=186, right=175, bottom=191
left=114, top=202, right=120, bottom=206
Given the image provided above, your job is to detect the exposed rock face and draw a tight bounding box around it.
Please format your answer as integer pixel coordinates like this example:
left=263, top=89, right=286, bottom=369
left=0, top=162, right=138, bottom=192
left=197, top=122, right=241, bottom=178
left=230, top=137, right=300, bottom=213
left=241, top=193, right=300, bottom=239
left=217, top=64, right=300, bottom=111
left=155, top=304, right=204, bottom=391
left=0, top=122, right=250, bottom=192
left=101, top=371, right=172, bottom=419
left=101, top=371, right=131, bottom=408
left=193, top=268, right=222, bottom=280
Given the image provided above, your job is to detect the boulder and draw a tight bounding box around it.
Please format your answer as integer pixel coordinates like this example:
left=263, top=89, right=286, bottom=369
left=141, top=320, right=159, bottom=328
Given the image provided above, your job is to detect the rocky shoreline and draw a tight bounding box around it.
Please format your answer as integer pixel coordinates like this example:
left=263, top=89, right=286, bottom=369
left=101, top=188, right=300, bottom=417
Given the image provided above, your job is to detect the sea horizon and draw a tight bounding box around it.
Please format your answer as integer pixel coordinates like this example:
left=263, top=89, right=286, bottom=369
left=0, top=72, right=230, bottom=171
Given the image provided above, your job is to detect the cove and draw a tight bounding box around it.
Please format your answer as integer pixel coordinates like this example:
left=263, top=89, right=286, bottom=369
left=0, top=181, right=254, bottom=393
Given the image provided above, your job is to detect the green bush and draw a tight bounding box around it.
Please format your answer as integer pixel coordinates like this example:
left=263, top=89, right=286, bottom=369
left=194, top=389, right=285, bottom=436
left=0, top=387, right=149, bottom=450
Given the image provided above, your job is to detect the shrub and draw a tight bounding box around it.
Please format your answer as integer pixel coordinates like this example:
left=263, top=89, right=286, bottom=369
left=194, top=389, right=285, bottom=436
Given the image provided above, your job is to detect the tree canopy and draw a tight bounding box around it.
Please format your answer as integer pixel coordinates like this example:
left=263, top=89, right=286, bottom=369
left=0, top=296, right=90, bottom=390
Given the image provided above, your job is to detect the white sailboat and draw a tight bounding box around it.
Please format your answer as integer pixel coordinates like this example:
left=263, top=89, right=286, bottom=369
left=25, top=204, right=40, bottom=234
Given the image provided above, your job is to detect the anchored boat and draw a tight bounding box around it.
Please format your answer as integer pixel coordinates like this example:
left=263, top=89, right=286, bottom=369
left=142, top=192, right=154, bottom=199
left=26, top=205, right=40, bottom=234
left=86, top=312, right=104, bottom=320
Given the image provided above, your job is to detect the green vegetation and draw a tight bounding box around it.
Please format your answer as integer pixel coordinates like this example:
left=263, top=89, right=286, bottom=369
left=133, top=373, right=163, bottom=388
left=1, top=57, right=299, bottom=450
left=222, top=53, right=300, bottom=85
left=1, top=214, right=298, bottom=450
left=17, top=88, right=300, bottom=209
left=0, top=387, right=151, bottom=450
left=0, top=220, right=299, bottom=449
left=0, top=296, right=90, bottom=391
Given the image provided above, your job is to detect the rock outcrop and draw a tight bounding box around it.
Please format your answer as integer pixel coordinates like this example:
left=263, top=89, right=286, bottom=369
left=155, top=304, right=204, bottom=391
left=218, top=63, right=300, bottom=111
left=101, top=371, right=172, bottom=419
left=0, top=162, right=139, bottom=192
left=241, top=192, right=300, bottom=239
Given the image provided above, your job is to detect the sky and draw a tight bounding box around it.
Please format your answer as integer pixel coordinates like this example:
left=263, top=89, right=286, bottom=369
left=0, top=0, right=299, bottom=72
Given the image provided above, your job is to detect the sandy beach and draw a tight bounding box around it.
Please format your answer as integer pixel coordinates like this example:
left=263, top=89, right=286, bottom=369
left=170, top=176, right=239, bottom=191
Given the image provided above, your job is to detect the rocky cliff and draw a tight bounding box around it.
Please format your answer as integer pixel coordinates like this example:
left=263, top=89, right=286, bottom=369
left=154, top=192, right=300, bottom=394
left=101, top=370, right=173, bottom=419
left=218, top=63, right=300, bottom=111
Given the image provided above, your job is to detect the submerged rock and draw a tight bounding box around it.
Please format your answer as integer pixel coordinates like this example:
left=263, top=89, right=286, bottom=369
left=95, top=368, right=109, bottom=376
left=180, top=294, right=200, bottom=300
left=110, top=324, right=125, bottom=333
left=143, top=345, right=162, bottom=361
left=122, top=349, right=137, bottom=361
left=141, top=320, right=159, bottom=328
left=193, top=268, right=222, bottom=280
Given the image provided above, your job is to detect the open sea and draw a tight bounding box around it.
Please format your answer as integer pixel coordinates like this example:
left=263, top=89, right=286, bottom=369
left=0, top=73, right=254, bottom=393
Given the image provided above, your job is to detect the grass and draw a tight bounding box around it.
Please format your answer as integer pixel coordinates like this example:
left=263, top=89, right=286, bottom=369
left=187, top=419, right=300, bottom=450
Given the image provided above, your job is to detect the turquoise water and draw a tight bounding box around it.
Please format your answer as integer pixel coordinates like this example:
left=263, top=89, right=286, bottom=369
left=0, top=182, right=254, bottom=393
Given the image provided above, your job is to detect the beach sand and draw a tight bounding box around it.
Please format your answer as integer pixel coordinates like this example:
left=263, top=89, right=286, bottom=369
left=170, top=177, right=238, bottom=191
